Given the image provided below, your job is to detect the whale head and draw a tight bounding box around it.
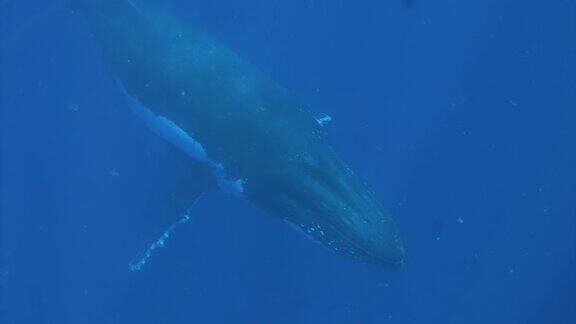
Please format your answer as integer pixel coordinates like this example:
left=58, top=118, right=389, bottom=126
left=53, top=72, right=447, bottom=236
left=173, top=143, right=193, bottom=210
left=245, top=147, right=404, bottom=268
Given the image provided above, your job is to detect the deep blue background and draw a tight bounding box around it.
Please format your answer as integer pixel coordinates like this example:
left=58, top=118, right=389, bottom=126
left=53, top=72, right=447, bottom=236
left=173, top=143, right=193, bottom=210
left=1, top=0, right=575, bottom=323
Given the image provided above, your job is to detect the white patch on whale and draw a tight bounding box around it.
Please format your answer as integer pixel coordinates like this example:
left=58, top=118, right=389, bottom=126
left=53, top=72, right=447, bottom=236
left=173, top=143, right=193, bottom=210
left=315, top=113, right=332, bottom=126
left=283, top=220, right=323, bottom=247
left=129, top=212, right=191, bottom=271
left=213, top=163, right=245, bottom=196
left=117, top=82, right=244, bottom=195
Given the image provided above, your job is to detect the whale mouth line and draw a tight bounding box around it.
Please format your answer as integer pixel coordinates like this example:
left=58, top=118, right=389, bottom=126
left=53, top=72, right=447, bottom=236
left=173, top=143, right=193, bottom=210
left=328, top=220, right=404, bottom=267
left=279, top=182, right=403, bottom=268
left=292, top=206, right=404, bottom=268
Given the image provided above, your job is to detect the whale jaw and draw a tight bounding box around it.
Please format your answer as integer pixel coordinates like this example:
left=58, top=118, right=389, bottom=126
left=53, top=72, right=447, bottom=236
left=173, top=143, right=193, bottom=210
left=246, top=148, right=404, bottom=268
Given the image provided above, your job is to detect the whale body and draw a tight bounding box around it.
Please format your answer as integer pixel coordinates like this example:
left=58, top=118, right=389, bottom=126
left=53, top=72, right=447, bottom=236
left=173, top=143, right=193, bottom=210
left=75, top=0, right=404, bottom=268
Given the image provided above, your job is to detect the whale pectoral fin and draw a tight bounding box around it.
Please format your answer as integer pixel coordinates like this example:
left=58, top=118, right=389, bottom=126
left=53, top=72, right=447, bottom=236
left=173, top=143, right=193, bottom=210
left=315, top=113, right=332, bottom=126
left=128, top=155, right=215, bottom=271
left=129, top=182, right=208, bottom=271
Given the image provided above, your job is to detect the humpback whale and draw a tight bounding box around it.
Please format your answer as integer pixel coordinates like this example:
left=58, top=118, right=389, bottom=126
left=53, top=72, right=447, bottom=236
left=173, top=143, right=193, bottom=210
left=74, top=0, right=404, bottom=268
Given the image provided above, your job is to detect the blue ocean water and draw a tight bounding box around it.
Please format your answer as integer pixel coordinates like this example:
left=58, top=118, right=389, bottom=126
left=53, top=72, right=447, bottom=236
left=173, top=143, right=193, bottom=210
left=1, top=0, right=574, bottom=323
